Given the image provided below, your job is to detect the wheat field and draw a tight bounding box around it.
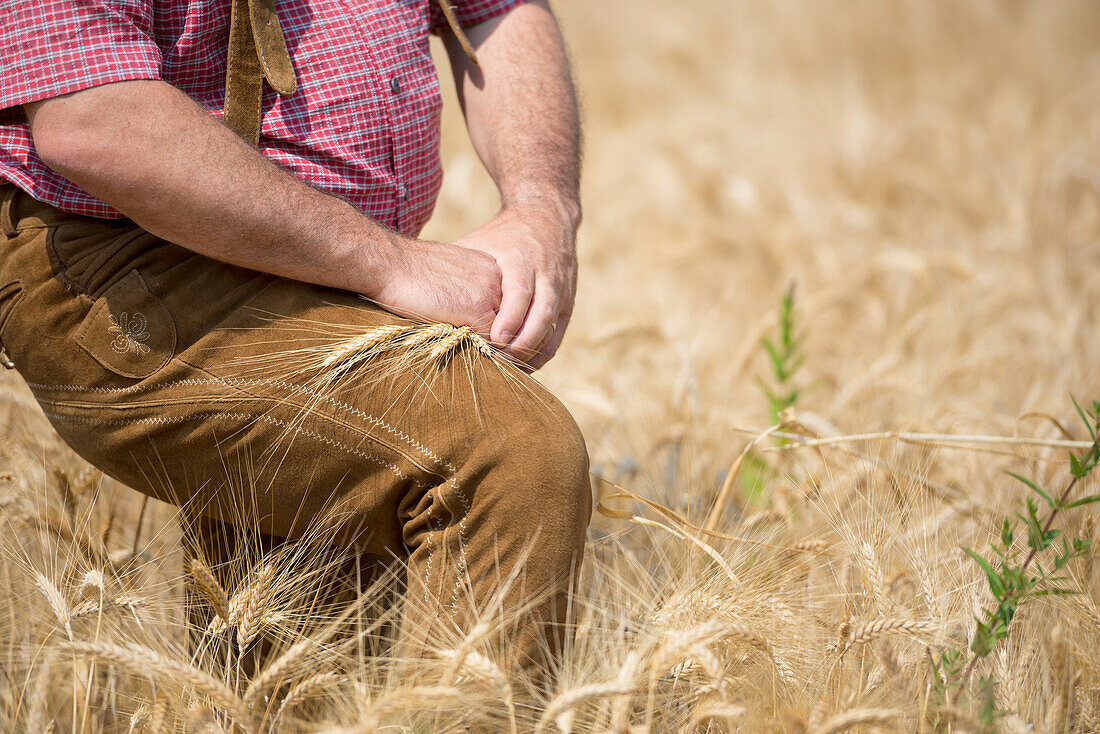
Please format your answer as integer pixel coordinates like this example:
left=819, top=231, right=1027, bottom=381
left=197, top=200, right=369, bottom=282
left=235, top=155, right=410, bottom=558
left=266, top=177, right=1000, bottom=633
left=3, top=0, right=1100, bottom=731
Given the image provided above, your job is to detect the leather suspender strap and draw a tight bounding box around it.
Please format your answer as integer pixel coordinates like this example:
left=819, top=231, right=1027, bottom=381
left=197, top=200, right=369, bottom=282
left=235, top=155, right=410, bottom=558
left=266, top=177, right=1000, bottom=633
left=437, top=0, right=480, bottom=66
left=224, top=0, right=297, bottom=147
left=223, top=0, right=477, bottom=145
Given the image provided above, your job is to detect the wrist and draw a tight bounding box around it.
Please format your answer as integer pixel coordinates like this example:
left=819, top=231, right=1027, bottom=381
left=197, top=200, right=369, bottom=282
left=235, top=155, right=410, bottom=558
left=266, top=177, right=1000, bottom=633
left=342, top=218, right=408, bottom=298
left=501, top=187, right=582, bottom=232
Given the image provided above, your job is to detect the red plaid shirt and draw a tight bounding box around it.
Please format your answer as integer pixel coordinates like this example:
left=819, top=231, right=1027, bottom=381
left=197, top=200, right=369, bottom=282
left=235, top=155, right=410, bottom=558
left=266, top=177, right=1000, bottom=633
left=0, top=0, right=525, bottom=235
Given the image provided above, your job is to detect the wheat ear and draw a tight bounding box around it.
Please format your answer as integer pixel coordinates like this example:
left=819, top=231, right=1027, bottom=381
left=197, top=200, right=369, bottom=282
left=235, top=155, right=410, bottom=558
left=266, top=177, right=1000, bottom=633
left=538, top=681, right=637, bottom=734
left=358, top=685, right=465, bottom=729
left=273, top=671, right=342, bottom=724
left=70, top=594, right=149, bottom=618
left=426, top=325, right=472, bottom=363
left=63, top=639, right=255, bottom=734
left=319, top=323, right=413, bottom=370
left=234, top=562, right=276, bottom=650
left=244, top=634, right=315, bottom=707
left=858, top=541, right=886, bottom=611
left=541, top=650, right=644, bottom=734
left=839, top=618, right=936, bottom=657
left=188, top=557, right=231, bottom=622
left=1046, top=623, right=1073, bottom=733
left=34, top=572, right=72, bottom=640
left=810, top=707, right=903, bottom=734
left=77, top=569, right=106, bottom=599
left=691, top=702, right=747, bottom=725
left=129, top=694, right=169, bottom=734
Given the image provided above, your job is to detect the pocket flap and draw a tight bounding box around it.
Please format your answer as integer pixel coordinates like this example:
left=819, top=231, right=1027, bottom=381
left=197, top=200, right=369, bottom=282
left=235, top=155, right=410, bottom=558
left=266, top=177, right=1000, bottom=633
left=76, top=270, right=176, bottom=379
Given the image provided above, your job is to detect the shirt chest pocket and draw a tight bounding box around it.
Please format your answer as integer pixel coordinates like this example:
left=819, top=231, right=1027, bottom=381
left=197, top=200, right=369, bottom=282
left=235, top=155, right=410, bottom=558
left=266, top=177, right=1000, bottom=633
left=75, top=270, right=177, bottom=380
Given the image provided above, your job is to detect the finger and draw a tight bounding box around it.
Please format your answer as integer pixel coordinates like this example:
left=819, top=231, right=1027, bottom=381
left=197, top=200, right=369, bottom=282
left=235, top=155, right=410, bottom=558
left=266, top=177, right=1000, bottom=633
left=490, top=263, right=534, bottom=346
left=525, top=309, right=572, bottom=371
left=505, top=282, right=560, bottom=363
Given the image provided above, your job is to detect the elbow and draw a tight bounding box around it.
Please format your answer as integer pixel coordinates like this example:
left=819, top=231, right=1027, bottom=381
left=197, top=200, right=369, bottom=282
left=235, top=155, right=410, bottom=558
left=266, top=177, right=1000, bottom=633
left=31, top=123, right=86, bottom=178
left=25, top=83, right=150, bottom=182
left=30, top=113, right=113, bottom=182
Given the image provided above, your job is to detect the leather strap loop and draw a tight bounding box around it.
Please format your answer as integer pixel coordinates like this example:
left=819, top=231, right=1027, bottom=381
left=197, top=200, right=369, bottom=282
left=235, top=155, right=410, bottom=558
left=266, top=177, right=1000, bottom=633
left=223, top=0, right=296, bottom=147
left=250, top=0, right=298, bottom=95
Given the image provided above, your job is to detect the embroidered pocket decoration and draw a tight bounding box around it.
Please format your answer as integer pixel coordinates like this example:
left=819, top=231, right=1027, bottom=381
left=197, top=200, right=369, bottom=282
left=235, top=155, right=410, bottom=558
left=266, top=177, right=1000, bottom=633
left=76, top=270, right=176, bottom=379
left=108, top=312, right=151, bottom=356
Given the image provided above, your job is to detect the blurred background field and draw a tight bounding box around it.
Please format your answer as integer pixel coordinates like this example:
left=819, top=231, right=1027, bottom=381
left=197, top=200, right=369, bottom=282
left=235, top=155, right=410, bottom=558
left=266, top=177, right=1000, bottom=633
left=428, top=0, right=1100, bottom=457
left=5, top=0, right=1100, bottom=731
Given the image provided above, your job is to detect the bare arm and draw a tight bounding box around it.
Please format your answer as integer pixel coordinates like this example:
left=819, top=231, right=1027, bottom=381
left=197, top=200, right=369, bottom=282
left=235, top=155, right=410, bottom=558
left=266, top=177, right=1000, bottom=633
left=442, top=0, right=582, bottom=369
left=25, top=81, right=502, bottom=332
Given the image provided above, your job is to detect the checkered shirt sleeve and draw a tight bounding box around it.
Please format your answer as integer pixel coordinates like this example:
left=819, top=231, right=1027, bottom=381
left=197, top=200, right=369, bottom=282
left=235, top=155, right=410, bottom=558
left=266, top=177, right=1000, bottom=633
left=430, top=0, right=531, bottom=32
left=0, top=0, right=162, bottom=110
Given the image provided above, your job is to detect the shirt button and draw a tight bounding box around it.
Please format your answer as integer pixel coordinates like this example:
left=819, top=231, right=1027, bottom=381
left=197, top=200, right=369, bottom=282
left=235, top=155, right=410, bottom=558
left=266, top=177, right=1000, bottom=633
left=390, top=76, right=401, bottom=94
left=399, top=183, right=410, bottom=201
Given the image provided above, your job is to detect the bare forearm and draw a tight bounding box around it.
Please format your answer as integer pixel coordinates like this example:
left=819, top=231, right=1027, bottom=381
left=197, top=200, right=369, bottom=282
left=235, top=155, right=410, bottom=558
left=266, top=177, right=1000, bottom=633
left=26, top=80, right=400, bottom=296
left=444, top=1, right=582, bottom=224
left=441, top=2, right=583, bottom=367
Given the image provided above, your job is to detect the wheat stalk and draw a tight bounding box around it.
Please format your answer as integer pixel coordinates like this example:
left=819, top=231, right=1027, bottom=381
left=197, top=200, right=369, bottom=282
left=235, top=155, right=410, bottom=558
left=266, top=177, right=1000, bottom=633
left=26, top=657, right=52, bottom=733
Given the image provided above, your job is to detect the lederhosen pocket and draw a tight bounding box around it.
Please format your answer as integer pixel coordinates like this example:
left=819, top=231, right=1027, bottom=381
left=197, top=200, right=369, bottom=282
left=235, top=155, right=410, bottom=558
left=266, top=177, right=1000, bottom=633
left=0, top=185, right=178, bottom=383
left=74, top=269, right=176, bottom=380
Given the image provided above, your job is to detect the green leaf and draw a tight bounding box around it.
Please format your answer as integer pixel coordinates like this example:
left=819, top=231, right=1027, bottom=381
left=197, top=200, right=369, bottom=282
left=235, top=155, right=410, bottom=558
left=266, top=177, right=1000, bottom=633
left=1067, top=494, right=1100, bottom=509
left=1055, top=539, right=1071, bottom=569
left=1072, top=396, right=1096, bottom=441
left=1000, top=518, right=1014, bottom=547
left=1034, top=587, right=1076, bottom=597
left=1071, top=453, right=1085, bottom=479
left=762, top=338, right=783, bottom=375
left=963, top=547, right=1006, bottom=599
left=1023, top=500, right=1046, bottom=551
left=971, top=618, right=995, bottom=657
left=1006, top=471, right=1056, bottom=509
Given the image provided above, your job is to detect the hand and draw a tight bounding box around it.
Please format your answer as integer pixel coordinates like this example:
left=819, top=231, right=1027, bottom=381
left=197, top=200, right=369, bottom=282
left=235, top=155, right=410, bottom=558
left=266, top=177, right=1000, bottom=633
left=453, top=200, right=579, bottom=370
left=370, top=240, right=502, bottom=335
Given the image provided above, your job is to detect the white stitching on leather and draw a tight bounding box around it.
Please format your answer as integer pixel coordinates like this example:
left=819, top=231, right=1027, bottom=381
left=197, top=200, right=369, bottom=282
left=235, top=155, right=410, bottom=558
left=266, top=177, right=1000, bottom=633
left=41, top=408, right=416, bottom=483
left=26, top=374, right=458, bottom=472
left=447, top=477, right=471, bottom=616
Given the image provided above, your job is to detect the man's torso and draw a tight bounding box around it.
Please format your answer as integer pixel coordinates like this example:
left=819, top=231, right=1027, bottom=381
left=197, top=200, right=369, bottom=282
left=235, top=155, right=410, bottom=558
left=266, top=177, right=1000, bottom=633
left=0, top=0, right=518, bottom=235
